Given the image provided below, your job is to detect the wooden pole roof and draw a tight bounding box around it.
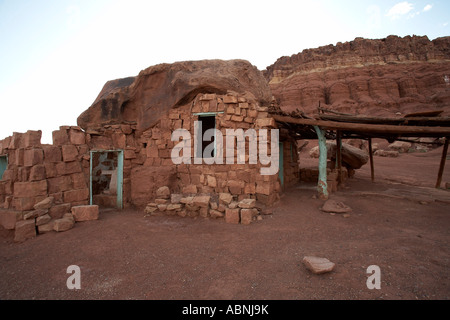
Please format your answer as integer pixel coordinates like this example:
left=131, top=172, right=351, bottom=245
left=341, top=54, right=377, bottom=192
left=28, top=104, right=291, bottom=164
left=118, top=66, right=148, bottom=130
left=272, top=115, right=450, bottom=138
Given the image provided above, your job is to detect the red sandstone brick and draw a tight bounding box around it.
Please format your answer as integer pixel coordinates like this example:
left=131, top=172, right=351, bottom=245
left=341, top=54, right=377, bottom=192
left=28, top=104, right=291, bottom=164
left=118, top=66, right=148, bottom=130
left=14, top=219, right=36, bottom=242
left=240, top=208, right=258, bottom=225
left=15, top=148, right=24, bottom=166
left=13, top=180, right=48, bottom=198
left=12, top=197, right=36, bottom=211
left=63, top=189, right=89, bottom=203
left=47, top=175, right=73, bottom=194
left=48, top=203, right=71, bottom=219
left=43, top=146, right=62, bottom=163
left=24, top=149, right=44, bottom=167
left=52, top=129, right=69, bottom=146
left=55, top=161, right=82, bottom=176
left=24, top=130, right=41, bottom=148
left=29, top=165, right=46, bottom=181
left=71, top=205, right=99, bottom=222
left=225, top=208, right=240, bottom=224
left=62, top=145, right=78, bottom=162
left=69, top=129, right=86, bottom=145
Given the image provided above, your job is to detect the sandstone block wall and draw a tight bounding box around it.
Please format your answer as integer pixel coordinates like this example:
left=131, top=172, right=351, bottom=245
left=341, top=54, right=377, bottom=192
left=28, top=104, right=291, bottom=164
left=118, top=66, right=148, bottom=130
left=0, top=92, right=299, bottom=241
left=132, top=92, right=298, bottom=208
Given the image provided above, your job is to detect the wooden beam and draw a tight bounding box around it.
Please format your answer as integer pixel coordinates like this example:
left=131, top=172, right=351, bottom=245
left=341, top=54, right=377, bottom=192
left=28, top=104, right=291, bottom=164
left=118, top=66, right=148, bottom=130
left=272, top=115, right=450, bottom=136
left=368, top=138, right=375, bottom=182
left=436, top=138, right=449, bottom=188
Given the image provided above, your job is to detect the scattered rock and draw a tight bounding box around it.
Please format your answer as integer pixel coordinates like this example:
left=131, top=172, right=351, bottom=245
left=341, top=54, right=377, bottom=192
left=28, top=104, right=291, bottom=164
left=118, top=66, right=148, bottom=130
left=37, top=221, right=55, bottom=234
left=14, top=219, right=36, bottom=242
left=33, top=197, right=54, bottom=210
left=238, top=198, right=256, bottom=209
left=53, top=215, right=75, bottom=232
left=388, top=141, right=412, bottom=153
left=302, top=256, right=335, bottom=274
left=171, top=194, right=183, bottom=204
left=321, top=199, right=352, bottom=214
left=23, top=209, right=48, bottom=220
left=241, top=208, right=258, bottom=225
left=36, top=214, right=52, bottom=226
left=144, top=206, right=158, bottom=215
left=157, top=204, right=167, bottom=212
left=166, top=203, right=182, bottom=211
left=228, top=201, right=238, bottom=209
left=374, top=150, right=399, bottom=157
left=219, top=193, right=233, bottom=205
left=210, top=210, right=224, bottom=219
left=193, top=195, right=211, bottom=208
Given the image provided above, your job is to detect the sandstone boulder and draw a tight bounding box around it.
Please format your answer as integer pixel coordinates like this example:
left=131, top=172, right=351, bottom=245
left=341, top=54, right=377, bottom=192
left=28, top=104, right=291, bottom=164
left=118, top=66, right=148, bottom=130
left=321, top=199, right=352, bottom=214
left=310, top=142, right=369, bottom=169
left=78, top=60, right=272, bottom=132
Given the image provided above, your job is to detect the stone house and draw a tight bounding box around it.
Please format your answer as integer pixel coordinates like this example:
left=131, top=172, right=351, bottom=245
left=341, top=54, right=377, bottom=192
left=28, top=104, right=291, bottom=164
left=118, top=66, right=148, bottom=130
left=0, top=60, right=300, bottom=241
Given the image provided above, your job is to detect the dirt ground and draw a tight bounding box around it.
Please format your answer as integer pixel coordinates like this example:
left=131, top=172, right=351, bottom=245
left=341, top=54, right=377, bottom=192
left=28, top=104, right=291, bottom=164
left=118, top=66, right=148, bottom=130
left=1, top=143, right=449, bottom=300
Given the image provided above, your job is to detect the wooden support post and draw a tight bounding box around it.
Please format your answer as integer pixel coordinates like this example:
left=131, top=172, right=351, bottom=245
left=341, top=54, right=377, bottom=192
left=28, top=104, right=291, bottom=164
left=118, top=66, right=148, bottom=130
left=336, top=130, right=343, bottom=184
left=436, top=138, right=449, bottom=188
left=313, top=126, right=328, bottom=199
left=368, top=138, right=375, bottom=182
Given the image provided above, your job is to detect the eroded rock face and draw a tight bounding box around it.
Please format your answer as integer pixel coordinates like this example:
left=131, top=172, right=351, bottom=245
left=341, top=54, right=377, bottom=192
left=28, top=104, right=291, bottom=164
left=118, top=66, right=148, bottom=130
left=263, top=35, right=450, bottom=117
left=77, top=60, right=272, bottom=133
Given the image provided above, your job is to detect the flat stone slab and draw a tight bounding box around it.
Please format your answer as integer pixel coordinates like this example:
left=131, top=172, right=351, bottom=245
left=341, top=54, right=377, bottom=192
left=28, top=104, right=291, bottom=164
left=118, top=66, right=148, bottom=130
left=303, top=256, right=335, bottom=274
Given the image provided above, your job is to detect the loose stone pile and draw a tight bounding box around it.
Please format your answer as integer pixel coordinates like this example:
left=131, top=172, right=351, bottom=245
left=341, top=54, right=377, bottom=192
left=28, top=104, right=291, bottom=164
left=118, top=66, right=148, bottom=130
left=145, top=186, right=264, bottom=225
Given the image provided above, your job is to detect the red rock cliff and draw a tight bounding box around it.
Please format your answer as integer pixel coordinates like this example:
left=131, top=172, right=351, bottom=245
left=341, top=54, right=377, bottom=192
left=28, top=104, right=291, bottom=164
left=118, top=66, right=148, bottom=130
left=263, top=35, right=450, bottom=117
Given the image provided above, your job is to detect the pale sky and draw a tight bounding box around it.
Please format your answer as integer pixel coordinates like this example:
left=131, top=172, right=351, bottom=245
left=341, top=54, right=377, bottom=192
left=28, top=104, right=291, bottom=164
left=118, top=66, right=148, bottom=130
left=1, top=0, right=449, bottom=144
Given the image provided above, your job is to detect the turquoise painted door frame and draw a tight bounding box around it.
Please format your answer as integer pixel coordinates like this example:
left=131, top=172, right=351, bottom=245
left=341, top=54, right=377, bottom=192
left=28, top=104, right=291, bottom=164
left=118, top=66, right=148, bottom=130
left=0, top=155, right=8, bottom=180
left=90, top=150, right=124, bottom=209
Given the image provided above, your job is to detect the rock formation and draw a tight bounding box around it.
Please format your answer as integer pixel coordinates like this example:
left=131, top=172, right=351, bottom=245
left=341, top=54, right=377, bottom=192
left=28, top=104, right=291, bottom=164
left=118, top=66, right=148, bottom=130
left=78, top=59, right=273, bottom=134
left=263, top=35, right=450, bottom=117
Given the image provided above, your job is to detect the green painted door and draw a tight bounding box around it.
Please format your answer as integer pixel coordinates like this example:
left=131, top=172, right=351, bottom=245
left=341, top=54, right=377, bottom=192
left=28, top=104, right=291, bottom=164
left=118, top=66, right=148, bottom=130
left=0, top=156, right=7, bottom=180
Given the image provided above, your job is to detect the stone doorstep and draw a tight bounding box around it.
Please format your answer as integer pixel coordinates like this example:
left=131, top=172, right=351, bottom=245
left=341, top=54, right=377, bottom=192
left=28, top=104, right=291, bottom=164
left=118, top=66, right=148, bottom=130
left=71, top=205, right=99, bottom=222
